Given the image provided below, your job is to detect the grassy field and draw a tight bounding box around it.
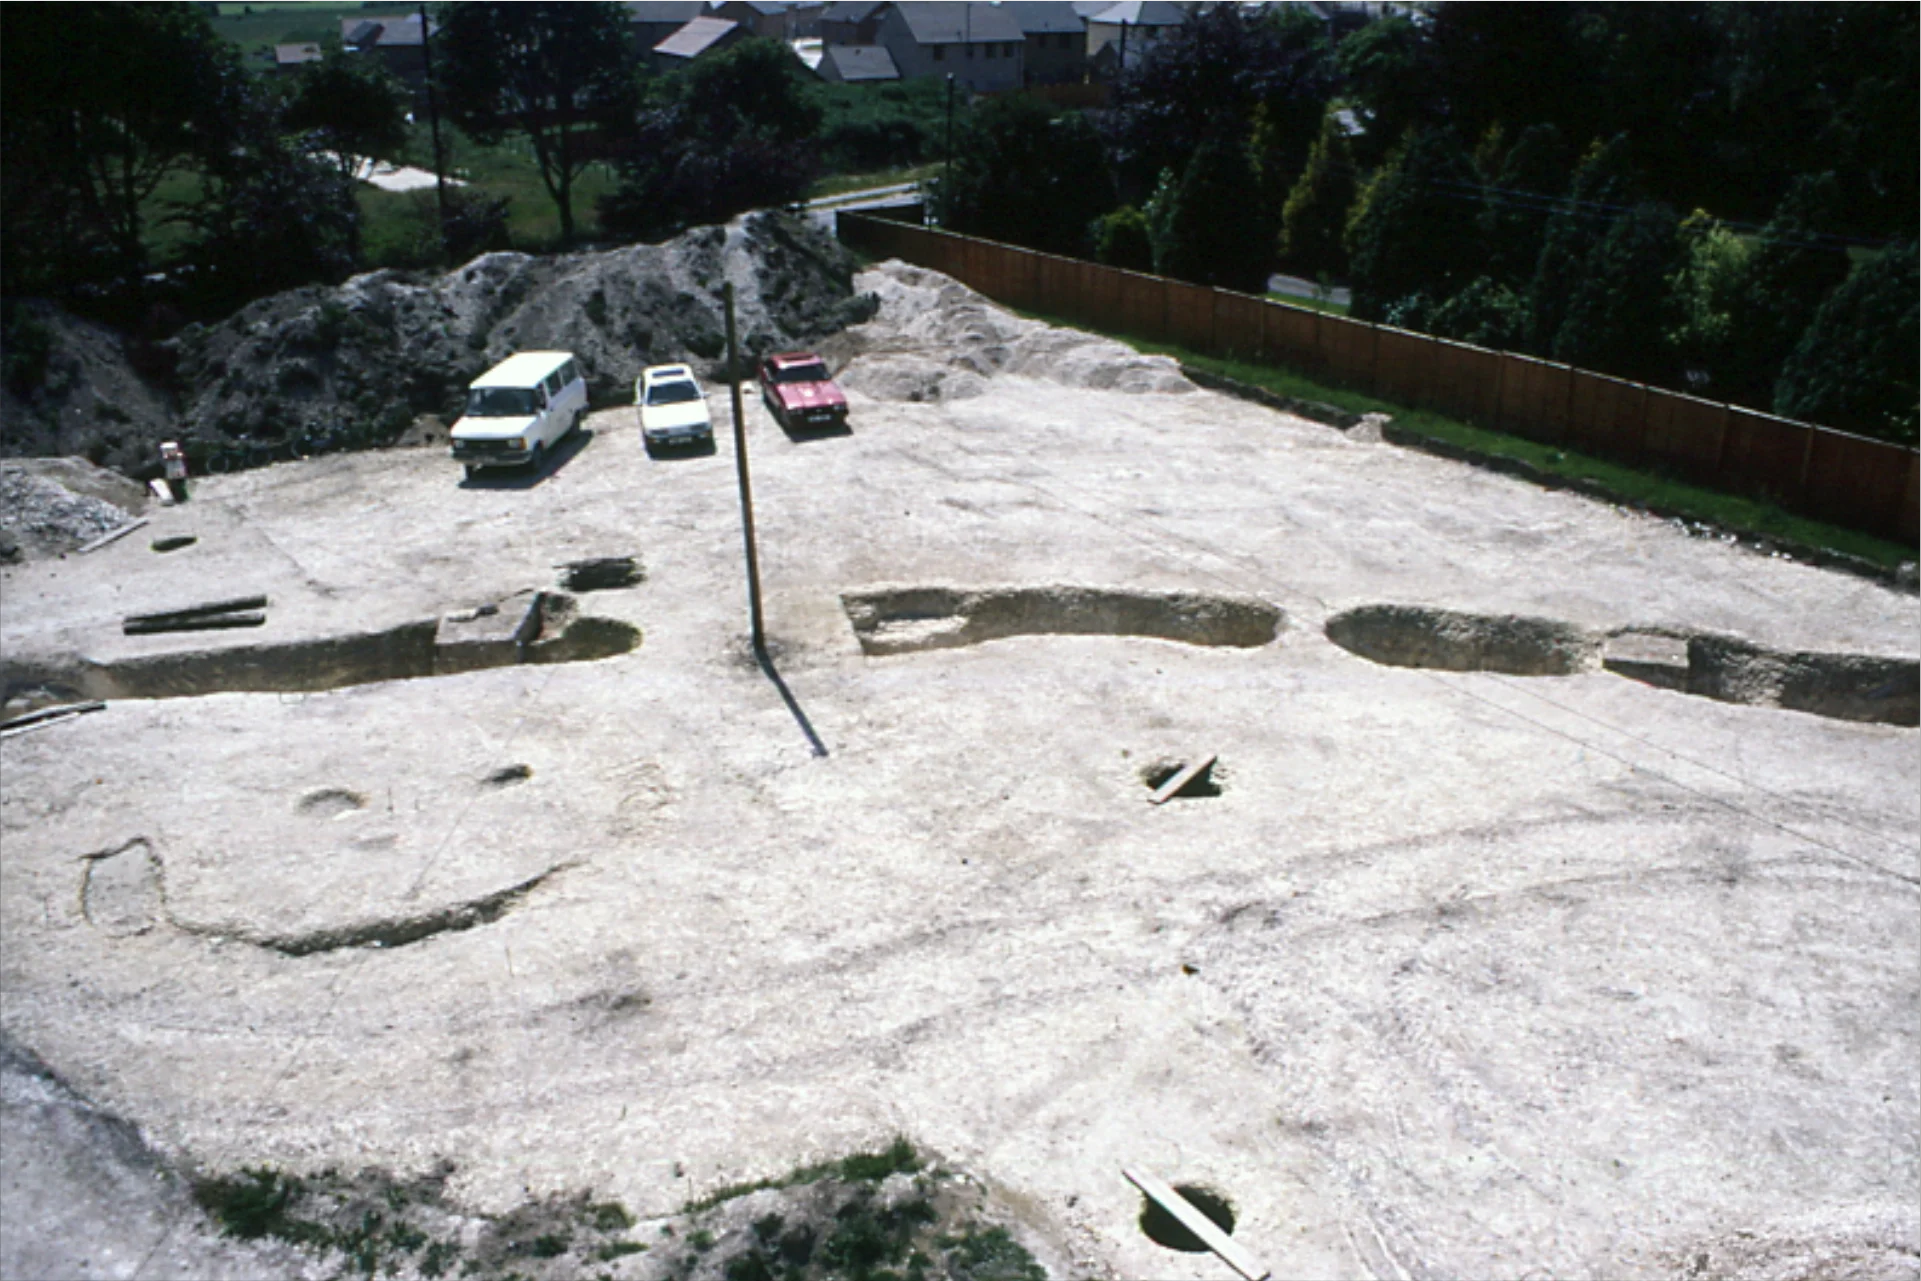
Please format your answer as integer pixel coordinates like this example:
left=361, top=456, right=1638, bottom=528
left=1004, top=303, right=1912, bottom=572
left=808, top=164, right=942, bottom=201
left=208, top=3, right=370, bottom=57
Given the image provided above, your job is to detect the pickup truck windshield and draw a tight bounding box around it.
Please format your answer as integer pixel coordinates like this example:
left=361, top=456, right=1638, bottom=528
left=467, top=388, right=538, bottom=417
left=773, top=362, right=829, bottom=385
left=647, top=382, right=702, bottom=406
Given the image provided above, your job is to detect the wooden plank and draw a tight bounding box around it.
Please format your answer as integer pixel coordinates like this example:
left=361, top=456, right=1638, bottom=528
left=1123, top=1166, right=1270, bottom=1281
left=124, top=611, right=266, bottom=635
left=76, top=517, right=149, bottom=555
left=0, top=701, right=106, bottom=736
left=1149, top=754, right=1217, bottom=806
left=124, top=595, right=269, bottom=626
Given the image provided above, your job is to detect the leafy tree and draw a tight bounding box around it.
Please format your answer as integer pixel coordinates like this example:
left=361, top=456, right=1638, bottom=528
left=1551, top=201, right=1683, bottom=384
left=1108, top=4, right=1332, bottom=200
left=1334, top=14, right=1440, bottom=167
left=1278, top=108, right=1356, bottom=279
left=1149, top=130, right=1270, bottom=293
left=0, top=2, right=241, bottom=284
left=1664, top=211, right=1752, bottom=392
left=1093, top=207, right=1153, bottom=273
left=282, top=48, right=411, bottom=178
left=1524, top=134, right=1638, bottom=352
left=1428, top=276, right=1528, bottom=350
left=181, top=107, right=360, bottom=316
left=679, top=37, right=822, bottom=146
left=1718, top=172, right=1851, bottom=407
left=1479, top=123, right=1569, bottom=287
left=437, top=2, right=637, bottom=245
left=1346, top=128, right=1485, bottom=321
left=932, top=96, right=1113, bottom=259
left=1775, top=242, right=1918, bottom=444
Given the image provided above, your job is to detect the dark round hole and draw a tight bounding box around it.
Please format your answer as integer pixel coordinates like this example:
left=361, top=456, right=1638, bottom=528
left=1139, top=759, right=1222, bottom=798
left=151, top=535, right=197, bottom=553
left=1138, top=1184, right=1235, bottom=1253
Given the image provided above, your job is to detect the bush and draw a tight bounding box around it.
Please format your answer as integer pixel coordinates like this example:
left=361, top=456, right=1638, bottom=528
left=1775, top=241, right=1918, bottom=443
left=1093, top=206, right=1153, bottom=272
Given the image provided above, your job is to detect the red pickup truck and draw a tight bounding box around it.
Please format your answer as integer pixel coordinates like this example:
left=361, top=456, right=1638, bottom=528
left=758, top=351, right=848, bottom=430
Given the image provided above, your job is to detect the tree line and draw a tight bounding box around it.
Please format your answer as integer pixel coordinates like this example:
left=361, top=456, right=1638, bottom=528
left=933, top=4, right=1917, bottom=445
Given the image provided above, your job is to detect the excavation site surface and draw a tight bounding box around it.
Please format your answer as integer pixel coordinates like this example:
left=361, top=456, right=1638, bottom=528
left=3, top=261, right=1917, bottom=1281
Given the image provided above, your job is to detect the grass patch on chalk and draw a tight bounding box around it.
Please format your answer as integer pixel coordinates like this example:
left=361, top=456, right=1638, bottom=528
left=683, top=1136, right=922, bottom=1214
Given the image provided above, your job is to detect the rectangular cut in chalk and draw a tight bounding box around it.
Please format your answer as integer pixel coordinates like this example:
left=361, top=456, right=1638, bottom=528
left=1149, top=754, right=1217, bottom=806
left=1123, top=1166, right=1270, bottom=1281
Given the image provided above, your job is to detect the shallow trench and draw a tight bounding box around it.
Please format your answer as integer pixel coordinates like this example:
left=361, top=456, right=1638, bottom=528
left=841, top=585, right=1283, bottom=656
left=1324, top=604, right=1918, bottom=726
left=1, top=594, right=639, bottom=709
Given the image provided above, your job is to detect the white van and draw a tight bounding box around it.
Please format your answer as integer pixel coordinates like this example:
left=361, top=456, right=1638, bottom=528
left=450, top=351, right=588, bottom=478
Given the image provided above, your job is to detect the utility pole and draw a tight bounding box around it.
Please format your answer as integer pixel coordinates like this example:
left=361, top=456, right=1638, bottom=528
left=723, top=282, right=765, bottom=655
left=942, top=73, right=955, bottom=225
left=417, top=3, right=450, bottom=262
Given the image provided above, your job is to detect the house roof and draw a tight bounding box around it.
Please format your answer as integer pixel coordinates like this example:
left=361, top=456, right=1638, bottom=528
left=1005, top=2, right=1086, bottom=35
left=654, top=15, right=741, bottom=57
left=822, top=43, right=900, bottom=79
left=625, top=2, right=710, bottom=24
left=275, top=42, right=324, bottom=66
left=341, top=14, right=426, bottom=46
left=819, top=1, right=888, bottom=23
left=895, top=2, right=1024, bottom=44
left=1085, top=1, right=1188, bottom=27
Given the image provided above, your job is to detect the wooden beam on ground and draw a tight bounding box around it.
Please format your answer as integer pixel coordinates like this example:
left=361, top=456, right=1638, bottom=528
left=124, top=612, right=266, bottom=635
left=1149, top=754, right=1217, bottom=805
left=77, top=518, right=149, bottom=554
left=0, top=701, right=106, bottom=738
left=123, top=596, right=269, bottom=626
left=1123, top=1166, right=1270, bottom=1281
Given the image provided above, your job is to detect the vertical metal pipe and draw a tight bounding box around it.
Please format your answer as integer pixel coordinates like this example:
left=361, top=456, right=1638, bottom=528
left=724, top=282, right=765, bottom=655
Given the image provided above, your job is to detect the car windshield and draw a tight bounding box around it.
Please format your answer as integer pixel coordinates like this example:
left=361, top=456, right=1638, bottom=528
left=647, top=381, right=702, bottom=406
left=466, top=387, right=537, bottom=417
left=773, top=362, right=828, bottom=385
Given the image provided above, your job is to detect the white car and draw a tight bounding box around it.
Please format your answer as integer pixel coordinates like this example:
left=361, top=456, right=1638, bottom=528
left=636, top=364, right=714, bottom=449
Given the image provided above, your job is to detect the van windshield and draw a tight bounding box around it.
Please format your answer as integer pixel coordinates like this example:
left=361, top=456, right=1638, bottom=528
left=467, top=387, right=537, bottom=418
left=647, top=381, right=701, bottom=406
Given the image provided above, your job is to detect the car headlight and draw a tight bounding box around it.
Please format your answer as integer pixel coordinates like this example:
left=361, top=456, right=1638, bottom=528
left=509, top=437, right=525, bottom=450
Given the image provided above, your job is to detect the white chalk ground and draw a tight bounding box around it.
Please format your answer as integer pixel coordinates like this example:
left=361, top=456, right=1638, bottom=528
left=2, top=263, right=1917, bottom=1279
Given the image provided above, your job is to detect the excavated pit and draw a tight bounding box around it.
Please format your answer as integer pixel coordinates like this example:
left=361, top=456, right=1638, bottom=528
left=1324, top=605, right=1599, bottom=676
left=0, top=596, right=639, bottom=708
left=1326, top=607, right=1918, bottom=726
left=1138, top=1184, right=1237, bottom=1253
left=841, top=586, right=1283, bottom=656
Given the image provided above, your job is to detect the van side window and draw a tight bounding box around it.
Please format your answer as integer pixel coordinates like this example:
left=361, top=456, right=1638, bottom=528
left=544, top=371, right=562, bottom=396
left=536, top=384, right=549, bottom=408
left=560, top=361, right=578, bottom=385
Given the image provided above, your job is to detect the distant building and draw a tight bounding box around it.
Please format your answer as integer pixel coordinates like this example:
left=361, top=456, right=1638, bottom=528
left=1005, top=2, right=1087, bottom=86
left=274, top=42, right=324, bottom=75
left=715, top=1, right=794, bottom=39
left=652, top=15, right=747, bottom=69
left=876, top=2, right=1024, bottom=92
left=1083, top=0, right=1187, bottom=75
left=819, top=1, right=890, bottom=47
left=817, top=43, right=900, bottom=82
left=626, top=1, right=711, bottom=54
left=341, top=13, right=429, bottom=84
left=786, top=1, right=825, bottom=38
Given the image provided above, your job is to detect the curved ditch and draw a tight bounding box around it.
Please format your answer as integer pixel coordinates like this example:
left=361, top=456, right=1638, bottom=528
left=1324, top=605, right=1918, bottom=727
left=0, top=592, right=640, bottom=709
left=1324, top=604, right=1598, bottom=676
left=841, top=585, right=1283, bottom=656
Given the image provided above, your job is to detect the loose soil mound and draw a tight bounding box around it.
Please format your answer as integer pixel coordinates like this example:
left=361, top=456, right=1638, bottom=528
left=842, top=585, right=1282, bottom=655
left=0, top=458, right=147, bottom=562
left=0, top=303, right=176, bottom=475
left=834, top=262, right=1194, bottom=401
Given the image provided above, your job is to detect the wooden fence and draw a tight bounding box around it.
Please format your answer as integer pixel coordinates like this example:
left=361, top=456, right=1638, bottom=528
left=838, top=213, right=1919, bottom=544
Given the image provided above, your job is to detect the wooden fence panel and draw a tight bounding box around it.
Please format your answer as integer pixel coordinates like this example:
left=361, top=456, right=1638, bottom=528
left=1213, top=292, right=1266, bottom=361
left=1498, top=356, right=1573, bottom=444
left=1118, top=272, right=1166, bottom=342
left=1374, top=327, right=1432, bottom=407
left=1081, top=260, right=1119, bottom=328
left=1641, top=389, right=1725, bottom=479
left=1566, top=371, right=1647, bottom=459
left=1263, top=302, right=1320, bottom=371
left=1168, top=282, right=1217, bottom=354
left=1802, top=429, right=1918, bottom=542
left=1429, top=342, right=1502, bottom=424
left=1722, top=407, right=1815, bottom=505
left=1320, top=316, right=1376, bottom=388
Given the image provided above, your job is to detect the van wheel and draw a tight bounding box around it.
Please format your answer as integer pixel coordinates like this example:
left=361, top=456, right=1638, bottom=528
left=463, top=464, right=478, bottom=481
left=529, top=442, right=545, bottom=473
